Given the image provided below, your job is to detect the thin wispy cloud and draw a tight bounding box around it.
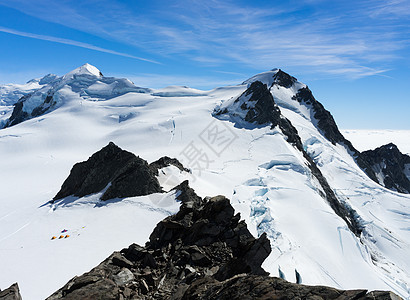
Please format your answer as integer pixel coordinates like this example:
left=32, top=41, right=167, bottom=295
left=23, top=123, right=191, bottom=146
left=0, top=0, right=407, bottom=79
left=0, top=27, right=160, bottom=64
left=368, top=0, right=410, bottom=17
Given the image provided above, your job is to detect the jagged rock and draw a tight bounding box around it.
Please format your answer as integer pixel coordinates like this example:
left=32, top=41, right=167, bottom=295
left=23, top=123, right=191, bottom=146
left=271, top=69, right=297, bottom=88
left=111, top=252, right=134, bottom=269
left=0, top=283, right=22, bottom=300
left=181, top=274, right=401, bottom=300
left=361, top=143, right=410, bottom=193
left=214, top=81, right=282, bottom=127
left=53, top=142, right=162, bottom=201
left=288, top=81, right=391, bottom=188
left=242, top=81, right=281, bottom=125
left=292, top=87, right=346, bottom=146
left=292, top=85, right=410, bottom=194
left=112, top=269, right=134, bottom=286
left=149, top=156, right=190, bottom=176
left=47, top=179, right=399, bottom=300
left=47, top=181, right=271, bottom=299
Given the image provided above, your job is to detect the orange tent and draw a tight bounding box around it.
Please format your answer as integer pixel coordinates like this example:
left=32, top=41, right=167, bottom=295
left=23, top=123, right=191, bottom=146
left=51, top=236, right=57, bottom=240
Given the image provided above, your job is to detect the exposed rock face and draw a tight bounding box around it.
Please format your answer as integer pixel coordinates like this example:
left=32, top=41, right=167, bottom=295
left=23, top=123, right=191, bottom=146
left=241, top=81, right=282, bottom=125
left=271, top=69, right=297, bottom=88
left=291, top=84, right=410, bottom=194
left=47, top=181, right=400, bottom=300
left=181, top=275, right=402, bottom=300
left=47, top=182, right=271, bottom=299
left=288, top=79, right=410, bottom=191
left=214, top=81, right=282, bottom=127
left=0, top=283, right=22, bottom=300
left=53, top=142, right=161, bottom=201
left=214, top=80, right=363, bottom=236
left=241, top=69, right=408, bottom=195
left=361, top=143, right=410, bottom=193
left=149, top=156, right=190, bottom=176
left=292, top=86, right=347, bottom=146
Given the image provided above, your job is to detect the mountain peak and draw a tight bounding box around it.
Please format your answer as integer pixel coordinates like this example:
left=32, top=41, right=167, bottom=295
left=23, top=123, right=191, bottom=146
left=242, top=68, right=297, bottom=89
left=64, top=63, right=103, bottom=78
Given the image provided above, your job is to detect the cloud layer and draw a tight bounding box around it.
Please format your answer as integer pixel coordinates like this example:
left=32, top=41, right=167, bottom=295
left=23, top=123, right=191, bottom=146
left=1, top=0, right=408, bottom=79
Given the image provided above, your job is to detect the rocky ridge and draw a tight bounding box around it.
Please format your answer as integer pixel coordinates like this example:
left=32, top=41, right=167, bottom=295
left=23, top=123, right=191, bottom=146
left=361, top=143, right=410, bottom=193
left=46, top=177, right=400, bottom=299
left=240, top=68, right=409, bottom=194
left=214, top=80, right=363, bottom=236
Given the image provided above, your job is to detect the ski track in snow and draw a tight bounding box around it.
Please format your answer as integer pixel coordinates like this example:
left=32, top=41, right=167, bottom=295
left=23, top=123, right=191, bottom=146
left=0, top=222, right=31, bottom=243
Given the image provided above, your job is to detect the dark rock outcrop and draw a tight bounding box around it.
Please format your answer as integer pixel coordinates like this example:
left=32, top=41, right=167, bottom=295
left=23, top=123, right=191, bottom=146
left=241, top=81, right=282, bottom=125
left=53, top=142, right=161, bottom=201
left=291, top=83, right=409, bottom=194
left=4, top=89, right=58, bottom=128
left=47, top=182, right=271, bottom=299
left=256, top=69, right=408, bottom=195
left=214, top=81, right=282, bottom=127
left=292, top=87, right=347, bottom=146
left=0, top=283, right=22, bottom=300
left=149, top=156, right=190, bottom=176
left=47, top=182, right=400, bottom=300
left=271, top=69, right=297, bottom=88
left=181, top=274, right=401, bottom=300
left=361, top=143, right=410, bottom=193
left=290, top=85, right=374, bottom=178
left=5, top=97, right=29, bottom=128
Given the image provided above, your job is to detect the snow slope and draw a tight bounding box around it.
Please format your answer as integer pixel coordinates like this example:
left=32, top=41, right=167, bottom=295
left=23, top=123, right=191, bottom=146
left=0, top=74, right=58, bottom=106
left=0, top=74, right=58, bottom=128
left=0, top=65, right=409, bottom=299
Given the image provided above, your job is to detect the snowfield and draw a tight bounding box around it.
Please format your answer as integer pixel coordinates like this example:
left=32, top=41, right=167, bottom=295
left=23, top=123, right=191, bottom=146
left=0, top=65, right=409, bottom=299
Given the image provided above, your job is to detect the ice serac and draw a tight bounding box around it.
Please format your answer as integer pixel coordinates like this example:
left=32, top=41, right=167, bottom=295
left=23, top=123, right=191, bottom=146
left=53, top=142, right=162, bottom=201
left=360, top=143, right=410, bottom=193
left=3, top=64, right=150, bottom=128
left=214, top=80, right=363, bottom=236
left=46, top=181, right=401, bottom=300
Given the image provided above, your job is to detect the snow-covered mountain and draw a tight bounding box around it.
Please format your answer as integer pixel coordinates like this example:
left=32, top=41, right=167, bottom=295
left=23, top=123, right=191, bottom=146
left=0, top=64, right=409, bottom=299
left=0, top=73, right=58, bottom=128
left=1, top=63, right=150, bottom=128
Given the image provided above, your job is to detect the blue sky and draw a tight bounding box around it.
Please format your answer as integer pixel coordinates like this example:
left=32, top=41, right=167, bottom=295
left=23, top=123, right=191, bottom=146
left=0, top=0, right=409, bottom=129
